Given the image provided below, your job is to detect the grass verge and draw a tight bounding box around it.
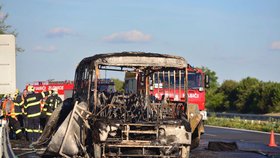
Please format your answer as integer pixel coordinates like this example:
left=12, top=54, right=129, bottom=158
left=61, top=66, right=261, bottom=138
left=205, top=116, right=280, bottom=133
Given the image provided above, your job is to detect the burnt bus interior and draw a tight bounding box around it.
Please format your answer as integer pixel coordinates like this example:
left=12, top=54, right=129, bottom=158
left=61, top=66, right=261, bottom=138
left=73, top=56, right=191, bottom=122
left=38, top=52, right=193, bottom=157
left=74, top=65, right=188, bottom=121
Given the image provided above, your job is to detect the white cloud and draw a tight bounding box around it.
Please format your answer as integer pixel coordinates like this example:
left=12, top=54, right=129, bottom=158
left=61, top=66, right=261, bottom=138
left=270, top=41, right=280, bottom=50
left=46, top=27, right=74, bottom=38
left=33, top=45, right=57, bottom=53
left=103, top=30, right=152, bottom=43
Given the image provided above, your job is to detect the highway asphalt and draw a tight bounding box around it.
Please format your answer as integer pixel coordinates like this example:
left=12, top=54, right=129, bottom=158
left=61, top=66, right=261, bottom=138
left=191, top=125, right=280, bottom=158
left=12, top=125, right=280, bottom=157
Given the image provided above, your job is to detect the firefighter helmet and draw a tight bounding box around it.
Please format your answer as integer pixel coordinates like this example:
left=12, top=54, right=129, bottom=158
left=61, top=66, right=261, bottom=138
left=13, top=89, right=20, bottom=99
left=27, top=85, right=35, bottom=92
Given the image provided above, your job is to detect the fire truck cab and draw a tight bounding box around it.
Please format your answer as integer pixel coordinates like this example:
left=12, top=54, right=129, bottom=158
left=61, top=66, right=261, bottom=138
left=187, top=65, right=209, bottom=121
left=125, top=64, right=209, bottom=120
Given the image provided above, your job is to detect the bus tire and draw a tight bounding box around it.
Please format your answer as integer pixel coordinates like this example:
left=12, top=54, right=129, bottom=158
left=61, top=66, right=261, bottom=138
left=191, top=123, right=201, bottom=150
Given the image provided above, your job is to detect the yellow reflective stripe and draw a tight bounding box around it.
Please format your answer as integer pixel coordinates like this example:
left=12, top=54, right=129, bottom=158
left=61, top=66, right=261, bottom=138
left=15, top=100, right=24, bottom=106
left=25, top=101, right=41, bottom=108
left=27, top=112, right=41, bottom=118
left=42, top=108, right=47, bottom=111
left=46, top=112, right=52, bottom=116
left=41, top=92, right=46, bottom=98
left=33, top=129, right=42, bottom=133
left=16, top=129, right=22, bottom=134
left=27, top=97, right=36, bottom=102
left=15, top=112, right=22, bottom=115
left=20, top=100, right=24, bottom=106
left=25, top=129, right=33, bottom=132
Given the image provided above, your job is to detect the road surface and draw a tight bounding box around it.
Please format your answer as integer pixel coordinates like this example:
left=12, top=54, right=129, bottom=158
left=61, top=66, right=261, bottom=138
left=191, top=125, right=280, bottom=158
left=11, top=125, right=280, bottom=157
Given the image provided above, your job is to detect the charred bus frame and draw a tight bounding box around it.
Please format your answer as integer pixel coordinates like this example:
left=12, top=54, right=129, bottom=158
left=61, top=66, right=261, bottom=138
left=74, top=52, right=193, bottom=157
left=39, top=52, right=204, bottom=158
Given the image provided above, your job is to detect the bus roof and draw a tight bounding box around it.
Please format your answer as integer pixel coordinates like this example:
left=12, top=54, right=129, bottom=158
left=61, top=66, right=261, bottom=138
left=77, top=52, right=188, bottom=69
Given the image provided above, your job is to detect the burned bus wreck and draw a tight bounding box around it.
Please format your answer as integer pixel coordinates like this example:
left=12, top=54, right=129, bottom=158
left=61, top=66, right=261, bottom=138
left=34, top=52, right=203, bottom=158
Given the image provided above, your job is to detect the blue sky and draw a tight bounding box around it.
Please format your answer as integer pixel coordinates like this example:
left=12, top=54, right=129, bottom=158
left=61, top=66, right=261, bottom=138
left=1, top=0, right=280, bottom=90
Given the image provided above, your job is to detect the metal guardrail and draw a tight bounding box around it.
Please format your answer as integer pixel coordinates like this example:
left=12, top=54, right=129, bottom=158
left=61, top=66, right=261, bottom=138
left=0, top=120, right=16, bottom=158
left=208, top=112, right=280, bottom=121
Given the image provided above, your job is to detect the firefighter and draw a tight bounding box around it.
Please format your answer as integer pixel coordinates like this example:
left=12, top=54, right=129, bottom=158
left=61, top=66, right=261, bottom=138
left=24, top=85, right=52, bottom=142
left=21, top=89, right=28, bottom=139
left=22, top=89, right=28, bottom=100
left=2, top=94, right=23, bottom=139
left=13, top=89, right=24, bottom=128
left=42, top=88, right=62, bottom=125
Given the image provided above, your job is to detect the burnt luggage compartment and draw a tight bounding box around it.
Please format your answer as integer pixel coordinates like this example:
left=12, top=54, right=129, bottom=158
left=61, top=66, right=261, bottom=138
left=34, top=52, right=203, bottom=158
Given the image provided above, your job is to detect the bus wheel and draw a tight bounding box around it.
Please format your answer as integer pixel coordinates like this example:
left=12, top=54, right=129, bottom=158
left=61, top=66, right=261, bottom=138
left=191, top=123, right=201, bottom=150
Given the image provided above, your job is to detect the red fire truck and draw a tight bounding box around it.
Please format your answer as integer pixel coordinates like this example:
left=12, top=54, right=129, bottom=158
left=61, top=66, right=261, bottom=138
left=26, top=80, right=74, bottom=101
left=125, top=64, right=209, bottom=120
left=26, top=79, right=116, bottom=101
left=187, top=65, right=209, bottom=120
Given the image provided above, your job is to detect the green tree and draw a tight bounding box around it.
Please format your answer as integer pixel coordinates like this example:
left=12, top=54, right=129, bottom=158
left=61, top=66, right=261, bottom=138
left=197, top=66, right=280, bottom=114
left=0, top=5, right=23, bottom=52
left=112, top=78, right=124, bottom=92
left=0, top=6, right=9, bottom=34
left=218, top=80, right=238, bottom=111
left=261, top=82, right=280, bottom=113
left=206, top=91, right=225, bottom=111
left=270, top=83, right=280, bottom=112
left=200, top=66, right=219, bottom=89
left=235, top=77, right=260, bottom=113
left=199, top=66, right=223, bottom=111
left=214, top=78, right=280, bottom=114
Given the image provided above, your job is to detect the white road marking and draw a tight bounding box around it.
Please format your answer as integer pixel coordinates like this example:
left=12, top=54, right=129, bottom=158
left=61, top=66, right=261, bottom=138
left=204, top=133, right=217, bottom=137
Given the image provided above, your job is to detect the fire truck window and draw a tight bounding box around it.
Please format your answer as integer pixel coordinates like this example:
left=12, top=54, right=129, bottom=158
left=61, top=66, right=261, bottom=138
left=188, top=73, right=202, bottom=88
left=181, top=74, right=185, bottom=88
left=163, top=75, right=169, bottom=88
left=64, top=90, right=73, bottom=100
left=175, top=72, right=180, bottom=88
left=162, top=72, right=172, bottom=88
left=154, top=73, right=163, bottom=88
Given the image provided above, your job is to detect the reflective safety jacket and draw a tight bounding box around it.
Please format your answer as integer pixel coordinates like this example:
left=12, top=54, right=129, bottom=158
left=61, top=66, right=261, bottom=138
left=24, top=91, right=51, bottom=118
left=2, top=99, right=16, bottom=118
left=13, top=95, right=24, bottom=116
left=43, top=95, right=62, bottom=116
